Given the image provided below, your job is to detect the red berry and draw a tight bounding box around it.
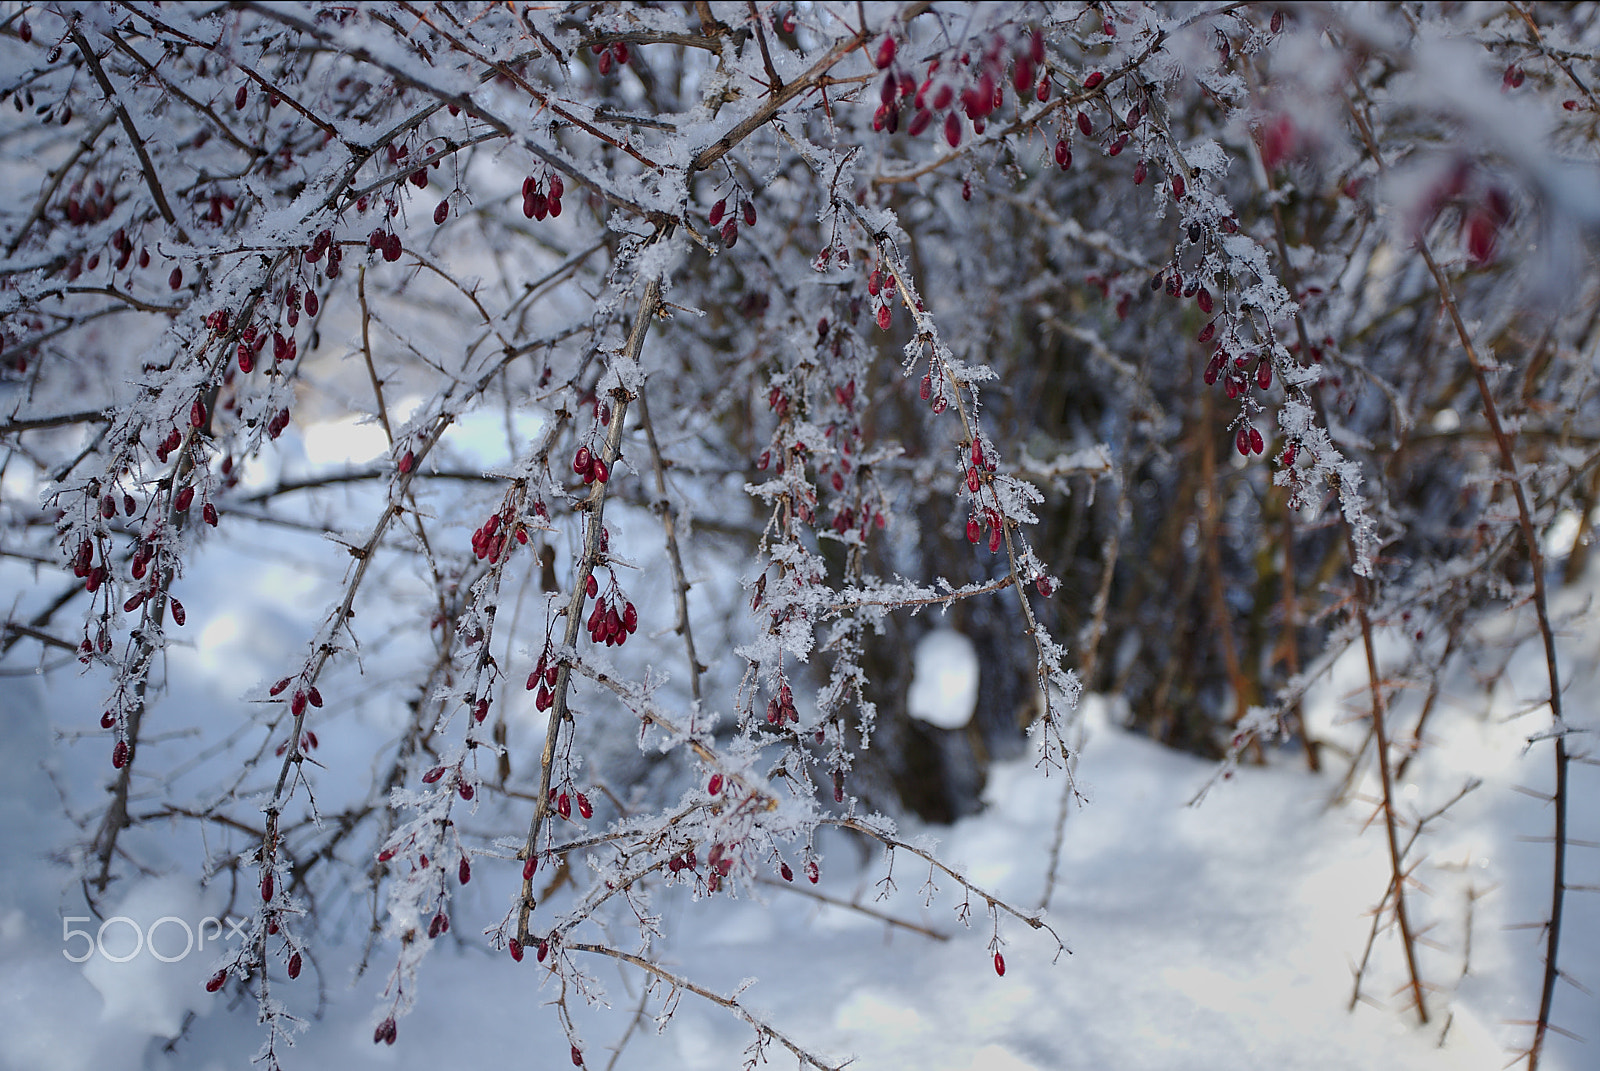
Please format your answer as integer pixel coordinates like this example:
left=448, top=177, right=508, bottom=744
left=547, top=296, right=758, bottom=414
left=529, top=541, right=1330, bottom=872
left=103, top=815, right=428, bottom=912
left=101, top=711, right=116, bottom=729
left=577, top=793, right=592, bottom=819
left=261, top=873, right=274, bottom=901
left=433, top=199, right=449, bottom=225
left=805, top=860, right=819, bottom=883
left=170, top=599, right=186, bottom=626
left=994, top=951, right=1006, bottom=976
left=1076, top=111, right=1092, bottom=136
left=1236, top=426, right=1252, bottom=456
left=169, top=267, right=183, bottom=290
left=967, top=517, right=981, bottom=543
left=206, top=970, right=227, bottom=993
left=459, top=857, right=471, bottom=884
left=708, top=773, right=723, bottom=795
left=875, top=36, right=896, bottom=70
left=743, top=200, right=757, bottom=227
left=876, top=304, right=892, bottom=331
left=592, top=457, right=608, bottom=483
left=1172, top=173, right=1187, bottom=200
left=708, top=198, right=726, bottom=226
left=112, top=740, right=128, bottom=768
left=523, top=857, right=537, bottom=880
left=574, top=445, right=591, bottom=475
left=203, top=502, right=218, bottom=526
left=944, top=110, right=962, bottom=147
left=422, top=766, right=446, bottom=783
left=287, top=952, right=302, bottom=979
left=1250, top=427, right=1265, bottom=455
left=558, top=792, right=571, bottom=819
left=509, top=939, right=524, bottom=962
left=780, top=862, right=794, bottom=882
left=1084, top=71, right=1105, bottom=90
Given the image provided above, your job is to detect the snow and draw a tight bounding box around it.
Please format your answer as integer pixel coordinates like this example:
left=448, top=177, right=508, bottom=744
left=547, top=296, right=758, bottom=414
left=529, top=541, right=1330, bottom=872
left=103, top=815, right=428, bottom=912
left=3, top=506, right=1595, bottom=1068
left=908, top=627, right=979, bottom=729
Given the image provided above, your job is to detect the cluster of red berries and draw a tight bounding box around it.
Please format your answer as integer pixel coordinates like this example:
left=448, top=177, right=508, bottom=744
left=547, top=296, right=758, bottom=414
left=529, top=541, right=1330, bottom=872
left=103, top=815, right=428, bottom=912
left=305, top=227, right=344, bottom=278
left=592, top=39, right=630, bottom=76
left=265, top=406, right=292, bottom=440
left=967, top=507, right=1005, bottom=553
left=470, top=509, right=528, bottom=563
left=527, top=648, right=560, bottom=710
left=865, top=264, right=896, bottom=330
left=707, top=193, right=756, bottom=247
left=873, top=28, right=1048, bottom=145
left=61, top=179, right=117, bottom=228
left=765, top=680, right=798, bottom=725
left=572, top=443, right=608, bottom=484
left=268, top=678, right=324, bottom=729
left=273, top=730, right=318, bottom=758
left=153, top=426, right=185, bottom=464
left=549, top=787, right=593, bottom=821
left=108, top=226, right=142, bottom=273
left=584, top=582, right=638, bottom=648
left=367, top=227, right=403, bottom=262
left=522, top=172, right=564, bottom=220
